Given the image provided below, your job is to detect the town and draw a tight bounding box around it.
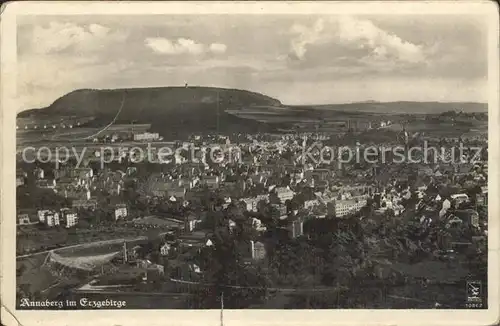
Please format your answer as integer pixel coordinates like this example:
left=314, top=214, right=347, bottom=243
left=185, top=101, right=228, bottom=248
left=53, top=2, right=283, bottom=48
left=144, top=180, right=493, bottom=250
left=16, top=115, right=488, bottom=309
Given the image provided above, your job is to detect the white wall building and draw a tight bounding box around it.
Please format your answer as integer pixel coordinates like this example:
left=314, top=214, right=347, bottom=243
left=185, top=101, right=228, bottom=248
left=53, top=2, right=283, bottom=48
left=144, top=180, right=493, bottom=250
left=61, top=209, right=78, bottom=228
left=133, top=132, right=160, bottom=142
left=333, top=198, right=367, bottom=217
left=115, top=205, right=128, bottom=220
left=45, top=211, right=60, bottom=227
left=275, top=186, right=294, bottom=203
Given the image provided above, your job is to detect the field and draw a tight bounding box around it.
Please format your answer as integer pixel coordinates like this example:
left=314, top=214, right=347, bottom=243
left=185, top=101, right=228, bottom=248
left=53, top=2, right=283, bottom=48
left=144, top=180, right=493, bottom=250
left=16, top=225, right=150, bottom=255
left=17, top=123, right=152, bottom=144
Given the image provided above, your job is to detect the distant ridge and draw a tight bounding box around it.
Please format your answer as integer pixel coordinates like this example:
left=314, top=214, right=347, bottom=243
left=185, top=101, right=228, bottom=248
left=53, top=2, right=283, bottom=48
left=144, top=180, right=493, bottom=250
left=290, top=101, right=487, bottom=114
left=17, top=86, right=487, bottom=136
left=17, top=86, right=284, bottom=136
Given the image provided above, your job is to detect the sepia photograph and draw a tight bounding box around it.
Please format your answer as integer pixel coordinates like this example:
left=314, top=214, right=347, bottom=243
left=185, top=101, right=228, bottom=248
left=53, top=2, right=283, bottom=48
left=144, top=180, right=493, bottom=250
left=1, top=1, right=499, bottom=326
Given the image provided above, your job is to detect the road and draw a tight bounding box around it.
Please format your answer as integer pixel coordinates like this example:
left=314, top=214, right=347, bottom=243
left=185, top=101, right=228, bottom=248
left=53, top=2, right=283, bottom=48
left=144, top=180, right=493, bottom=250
left=169, top=278, right=348, bottom=293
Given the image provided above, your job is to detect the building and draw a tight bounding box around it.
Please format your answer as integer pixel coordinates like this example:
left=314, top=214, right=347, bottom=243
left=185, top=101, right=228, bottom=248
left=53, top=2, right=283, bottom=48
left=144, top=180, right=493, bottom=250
left=16, top=176, right=25, bottom=187
left=305, top=169, right=330, bottom=181
left=250, top=241, right=266, bottom=260
left=34, top=168, right=44, bottom=179
left=43, top=211, right=60, bottom=227
left=63, top=189, right=91, bottom=200
left=148, top=179, right=176, bottom=197
left=450, top=193, right=469, bottom=206
left=242, top=197, right=257, bottom=212
left=454, top=209, right=480, bottom=228
left=133, top=132, right=160, bottom=142
left=287, top=220, right=304, bottom=238
left=160, top=243, right=171, bottom=256
left=272, top=203, right=287, bottom=218
left=60, top=208, right=78, bottom=228
left=35, top=179, right=56, bottom=190
left=242, top=194, right=269, bottom=212
left=72, top=199, right=98, bottom=210
left=169, top=187, right=187, bottom=200
left=37, top=209, right=50, bottom=223
left=304, top=199, right=320, bottom=210
left=331, top=198, right=367, bottom=218
left=115, top=204, right=128, bottom=220
left=479, top=186, right=488, bottom=205
left=185, top=214, right=202, bottom=232
left=203, top=176, right=220, bottom=189
left=251, top=218, right=267, bottom=232
left=71, top=168, right=94, bottom=179
left=275, top=186, right=294, bottom=203
left=178, top=177, right=198, bottom=190
left=17, top=214, right=30, bottom=225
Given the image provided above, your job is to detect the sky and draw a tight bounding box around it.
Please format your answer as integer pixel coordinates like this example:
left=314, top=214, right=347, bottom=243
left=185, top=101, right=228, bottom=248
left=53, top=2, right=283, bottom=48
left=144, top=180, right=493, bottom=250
left=17, top=14, right=488, bottom=111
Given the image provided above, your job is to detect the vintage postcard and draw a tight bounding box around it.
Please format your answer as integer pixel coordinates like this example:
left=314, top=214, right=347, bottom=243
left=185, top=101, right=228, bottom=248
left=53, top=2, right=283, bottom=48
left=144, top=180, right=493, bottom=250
left=1, top=1, right=499, bottom=326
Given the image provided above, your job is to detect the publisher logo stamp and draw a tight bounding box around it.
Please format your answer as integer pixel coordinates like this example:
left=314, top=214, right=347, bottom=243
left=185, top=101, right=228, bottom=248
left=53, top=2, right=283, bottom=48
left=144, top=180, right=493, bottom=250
left=466, top=281, right=483, bottom=308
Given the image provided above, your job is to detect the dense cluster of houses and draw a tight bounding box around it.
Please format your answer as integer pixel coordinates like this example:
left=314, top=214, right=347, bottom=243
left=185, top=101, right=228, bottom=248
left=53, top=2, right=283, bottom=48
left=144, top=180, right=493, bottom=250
left=16, top=130, right=488, bottom=269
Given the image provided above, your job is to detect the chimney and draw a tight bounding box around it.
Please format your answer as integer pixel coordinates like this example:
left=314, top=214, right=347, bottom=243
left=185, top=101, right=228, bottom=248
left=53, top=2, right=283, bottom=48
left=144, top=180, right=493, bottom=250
left=250, top=240, right=255, bottom=259
left=123, top=241, right=128, bottom=263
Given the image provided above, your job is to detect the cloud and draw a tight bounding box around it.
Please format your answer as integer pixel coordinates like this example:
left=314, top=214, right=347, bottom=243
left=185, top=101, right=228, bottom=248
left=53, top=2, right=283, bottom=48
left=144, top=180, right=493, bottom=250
left=209, top=43, right=227, bottom=54
left=145, top=37, right=227, bottom=55
left=26, top=22, right=125, bottom=54
left=336, top=16, right=424, bottom=64
left=289, top=19, right=325, bottom=60
left=289, top=16, right=425, bottom=64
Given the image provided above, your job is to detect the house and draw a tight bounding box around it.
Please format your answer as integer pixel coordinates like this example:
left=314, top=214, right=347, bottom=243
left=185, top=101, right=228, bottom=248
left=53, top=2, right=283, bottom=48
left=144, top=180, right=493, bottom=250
left=143, top=264, right=165, bottom=282
left=287, top=220, right=304, bottom=238
left=250, top=173, right=269, bottom=186
left=126, top=167, right=137, bottom=176
left=115, top=204, right=128, bottom=220
left=450, top=193, right=469, bottom=206
left=250, top=241, right=266, bottom=260
left=242, top=197, right=258, bottom=212
left=331, top=197, right=367, bottom=218
left=169, top=187, right=187, bottom=200
left=63, top=188, right=91, bottom=200
left=133, top=132, right=160, bottom=142
left=160, top=242, right=171, bottom=256
left=178, top=177, right=198, bottom=190
left=17, top=168, right=27, bottom=178
left=304, top=199, right=319, bottom=210
left=305, top=169, right=330, bottom=181
left=478, top=186, right=488, bottom=205
left=34, top=167, right=44, bottom=179
left=275, top=186, right=294, bottom=203
left=17, top=214, right=30, bottom=225
left=16, top=176, right=25, bottom=187
left=149, top=180, right=175, bottom=197
left=222, top=197, right=232, bottom=209
left=56, top=176, right=78, bottom=188
left=72, top=168, right=94, bottom=179
left=72, top=199, right=98, bottom=210
left=188, top=263, right=202, bottom=274
left=454, top=209, right=480, bottom=228
left=184, top=214, right=202, bottom=232
left=445, top=215, right=465, bottom=229
left=60, top=208, right=78, bottom=228
left=43, top=211, right=60, bottom=227
left=37, top=209, right=50, bottom=223
left=241, top=194, right=269, bottom=212
left=203, top=176, right=220, bottom=189
left=251, top=218, right=267, bottom=232
left=271, top=203, right=287, bottom=219
left=313, top=180, right=329, bottom=191
left=227, top=219, right=236, bottom=234
left=35, top=179, right=56, bottom=190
